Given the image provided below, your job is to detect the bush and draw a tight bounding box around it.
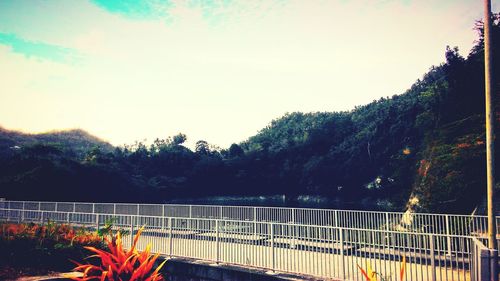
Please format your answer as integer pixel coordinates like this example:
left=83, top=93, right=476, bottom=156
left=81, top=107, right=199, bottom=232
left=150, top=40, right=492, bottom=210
left=72, top=226, right=166, bottom=281
left=0, top=221, right=104, bottom=273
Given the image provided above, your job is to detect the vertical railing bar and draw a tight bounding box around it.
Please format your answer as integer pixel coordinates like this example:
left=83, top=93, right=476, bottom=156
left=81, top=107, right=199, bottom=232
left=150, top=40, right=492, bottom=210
left=271, top=222, right=275, bottom=271
left=169, top=217, right=173, bottom=257
left=21, top=202, right=25, bottom=222
left=386, top=212, right=390, bottom=232
left=216, top=219, right=220, bottom=263
left=446, top=215, right=452, bottom=257
left=340, top=227, right=345, bottom=280
left=130, top=215, right=134, bottom=248
left=96, top=213, right=100, bottom=232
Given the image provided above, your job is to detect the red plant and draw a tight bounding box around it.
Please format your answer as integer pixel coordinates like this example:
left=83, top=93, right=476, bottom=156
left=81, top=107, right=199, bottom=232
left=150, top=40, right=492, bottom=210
left=400, top=256, right=406, bottom=281
left=357, top=264, right=377, bottom=281
left=71, top=226, right=166, bottom=281
left=357, top=256, right=406, bottom=281
left=0, top=222, right=102, bottom=246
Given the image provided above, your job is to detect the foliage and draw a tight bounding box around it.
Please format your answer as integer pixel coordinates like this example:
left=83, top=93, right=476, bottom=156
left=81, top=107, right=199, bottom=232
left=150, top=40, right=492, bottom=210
left=72, top=226, right=166, bottom=281
left=1, top=221, right=102, bottom=247
left=357, top=256, right=406, bottom=281
left=0, top=222, right=104, bottom=273
left=97, top=218, right=129, bottom=238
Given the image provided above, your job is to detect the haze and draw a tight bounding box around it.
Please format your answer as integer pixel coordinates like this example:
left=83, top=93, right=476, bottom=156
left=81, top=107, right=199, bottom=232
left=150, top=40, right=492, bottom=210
left=0, top=0, right=495, bottom=148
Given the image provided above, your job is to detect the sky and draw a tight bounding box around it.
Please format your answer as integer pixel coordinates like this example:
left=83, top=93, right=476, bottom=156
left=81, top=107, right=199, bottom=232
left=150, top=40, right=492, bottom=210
left=0, top=0, right=497, bottom=149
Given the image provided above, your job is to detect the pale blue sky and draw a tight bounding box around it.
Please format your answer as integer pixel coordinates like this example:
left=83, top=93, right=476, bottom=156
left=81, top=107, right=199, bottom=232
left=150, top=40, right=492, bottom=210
left=0, top=0, right=495, bottom=148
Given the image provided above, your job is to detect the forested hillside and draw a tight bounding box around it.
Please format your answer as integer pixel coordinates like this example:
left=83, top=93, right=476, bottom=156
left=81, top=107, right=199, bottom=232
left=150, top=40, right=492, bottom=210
left=0, top=17, right=499, bottom=213
left=0, top=127, right=113, bottom=158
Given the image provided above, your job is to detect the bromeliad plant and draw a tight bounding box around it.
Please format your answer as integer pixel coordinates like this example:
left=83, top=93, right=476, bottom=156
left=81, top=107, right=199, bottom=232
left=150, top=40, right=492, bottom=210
left=357, top=256, right=406, bottom=281
left=72, top=226, right=166, bottom=281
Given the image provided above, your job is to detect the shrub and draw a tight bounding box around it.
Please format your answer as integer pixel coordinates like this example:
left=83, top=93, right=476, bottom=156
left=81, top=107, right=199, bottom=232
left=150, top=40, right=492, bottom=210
left=72, top=226, right=166, bottom=281
left=0, top=222, right=104, bottom=274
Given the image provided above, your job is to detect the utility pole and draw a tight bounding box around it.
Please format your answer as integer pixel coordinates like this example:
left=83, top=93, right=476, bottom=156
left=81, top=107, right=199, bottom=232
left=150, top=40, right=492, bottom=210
left=484, top=0, right=498, bottom=280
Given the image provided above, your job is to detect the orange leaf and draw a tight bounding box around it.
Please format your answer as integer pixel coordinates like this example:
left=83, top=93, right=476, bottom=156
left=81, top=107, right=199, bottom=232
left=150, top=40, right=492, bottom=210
left=128, top=226, right=145, bottom=255
left=107, top=265, right=114, bottom=280
left=100, top=271, right=107, bottom=281
left=357, top=264, right=372, bottom=281
left=400, top=256, right=406, bottom=281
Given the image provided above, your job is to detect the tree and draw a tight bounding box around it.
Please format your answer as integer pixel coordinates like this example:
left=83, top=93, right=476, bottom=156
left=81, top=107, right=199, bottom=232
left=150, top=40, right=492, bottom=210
left=228, top=143, right=244, bottom=158
left=173, top=133, right=187, bottom=145
left=195, top=140, right=210, bottom=156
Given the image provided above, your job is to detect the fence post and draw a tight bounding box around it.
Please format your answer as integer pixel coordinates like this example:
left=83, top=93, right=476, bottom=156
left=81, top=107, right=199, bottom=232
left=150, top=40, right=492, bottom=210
left=96, top=214, right=100, bottom=232
left=489, top=249, right=498, bottom=281
left=67, top=212, right=70, bottom=225
left=216, top=220, right=220, bottom=263
left=130, top=216, right=134, bottom=248
left=334, top=210, right=339, bottom=228
left=161, top=206, right=165, bottom=229
left=445, top=215, right=452, bottom=256
left=479, top=248, right=491, bottom=281
left=21, top=202, right=25, bottom=222
left=40, top=211, right=44, bottom=225
left=339, top=227, right=345, bottom=280
left=385, top=212, right=390, bottom=231
left=169, top=217, right=173, bottom=257
left=430, top=235, right=436, bottom=281
left=291, top=208, right=295, bottom=224
left=270, top=223, right=275, bottom=271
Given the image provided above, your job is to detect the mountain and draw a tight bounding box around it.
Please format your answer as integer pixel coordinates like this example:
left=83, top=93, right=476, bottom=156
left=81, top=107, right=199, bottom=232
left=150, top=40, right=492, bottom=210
left=0, top=127, right=114, bottom=158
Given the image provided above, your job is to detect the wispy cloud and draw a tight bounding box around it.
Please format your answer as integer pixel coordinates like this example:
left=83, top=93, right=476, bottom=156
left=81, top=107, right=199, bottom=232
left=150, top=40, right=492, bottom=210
left=0, top=32, right=81, bottom=64
left=90, top=0, right=285, bottom=26
left=91, top=0, right=173, bottom=20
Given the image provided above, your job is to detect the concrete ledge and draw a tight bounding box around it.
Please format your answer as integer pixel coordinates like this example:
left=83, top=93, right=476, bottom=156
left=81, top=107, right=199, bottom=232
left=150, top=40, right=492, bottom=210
left=12, top=259, right=330, bottom=281
left=15, top=272, right=82, bottom=281
left=162, top=257, right=330, bottom=281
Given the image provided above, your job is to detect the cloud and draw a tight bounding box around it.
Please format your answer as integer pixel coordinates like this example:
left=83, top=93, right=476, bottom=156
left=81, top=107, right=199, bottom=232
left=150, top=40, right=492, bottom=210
left=89, top=0, right=286, bottom=26
left=0, top=32, right=81, bottom=64
left=91, top=0, right=173, bottom=20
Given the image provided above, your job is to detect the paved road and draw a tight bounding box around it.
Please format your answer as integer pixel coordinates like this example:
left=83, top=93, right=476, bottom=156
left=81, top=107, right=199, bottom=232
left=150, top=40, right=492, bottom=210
left=118, top=227, right=472, bottom=281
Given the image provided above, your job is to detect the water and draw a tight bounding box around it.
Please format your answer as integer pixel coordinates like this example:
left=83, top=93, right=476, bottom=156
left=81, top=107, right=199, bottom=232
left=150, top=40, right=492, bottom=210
left=165, top=194, right=396, bottom=210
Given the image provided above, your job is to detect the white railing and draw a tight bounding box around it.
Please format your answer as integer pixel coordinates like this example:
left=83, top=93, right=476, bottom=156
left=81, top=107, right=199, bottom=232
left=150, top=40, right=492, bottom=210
left=1, top=204, right=497, bottom=281
left=470, top=237, right=498, bottom=281
left=1, top=200, right=499, bottom=237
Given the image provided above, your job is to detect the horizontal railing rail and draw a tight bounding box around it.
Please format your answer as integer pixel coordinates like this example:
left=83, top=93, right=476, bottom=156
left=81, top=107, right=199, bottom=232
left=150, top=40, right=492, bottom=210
left=1, top=200, right=499, bottom=236
left=0, top=206, right=495, bottom=281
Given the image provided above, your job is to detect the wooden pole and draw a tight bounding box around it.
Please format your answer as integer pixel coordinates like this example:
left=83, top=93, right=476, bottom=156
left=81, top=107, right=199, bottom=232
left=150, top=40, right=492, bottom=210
left=483, top=0, right=498, bottom=280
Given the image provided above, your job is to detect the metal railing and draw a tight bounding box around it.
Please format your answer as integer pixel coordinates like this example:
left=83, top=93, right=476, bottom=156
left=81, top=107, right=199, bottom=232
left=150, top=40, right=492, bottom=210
left=1, top=200, right=499, bottom=236
left=0, top=205, right=496, bottom=281
left=470, top=237, right=498, bottom=281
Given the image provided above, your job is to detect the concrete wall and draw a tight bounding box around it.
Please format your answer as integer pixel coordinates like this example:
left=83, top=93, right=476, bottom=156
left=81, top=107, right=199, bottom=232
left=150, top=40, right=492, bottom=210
left=162, top=258, right=318, bottom=281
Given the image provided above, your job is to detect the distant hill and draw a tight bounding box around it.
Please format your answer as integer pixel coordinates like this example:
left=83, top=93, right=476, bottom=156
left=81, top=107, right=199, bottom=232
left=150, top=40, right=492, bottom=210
left=0, top=127, right=114, bottom=158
